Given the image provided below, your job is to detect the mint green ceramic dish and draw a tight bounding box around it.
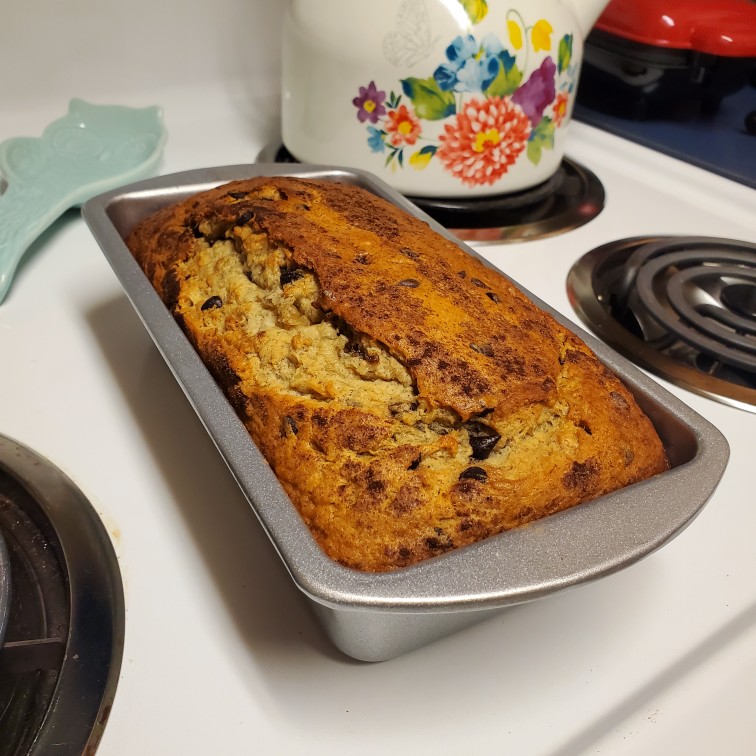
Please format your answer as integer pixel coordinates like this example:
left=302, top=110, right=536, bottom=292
left=0, top=98, right=167, bottom=304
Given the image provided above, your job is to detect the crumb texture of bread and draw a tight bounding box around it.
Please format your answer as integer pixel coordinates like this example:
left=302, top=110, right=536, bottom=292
left=126, top=176, right=670, bottom=572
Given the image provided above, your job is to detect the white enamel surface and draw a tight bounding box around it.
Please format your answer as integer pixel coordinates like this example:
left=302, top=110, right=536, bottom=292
left=283, top=0, right=590, bottom=197
left=562, top=0, right=611, bottom=36
left=2, top=2, right=756, bottom=754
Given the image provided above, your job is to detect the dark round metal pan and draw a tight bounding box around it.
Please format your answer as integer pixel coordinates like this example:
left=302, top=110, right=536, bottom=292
left=0, top=527, right=9, bottom=648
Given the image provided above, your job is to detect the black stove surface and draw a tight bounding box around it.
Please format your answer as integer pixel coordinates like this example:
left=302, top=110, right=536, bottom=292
left=575, top=81, right=756, bottom=190
left=567, top=235, right=756, bottom=412
left=256, top=144, right=605, bottom=244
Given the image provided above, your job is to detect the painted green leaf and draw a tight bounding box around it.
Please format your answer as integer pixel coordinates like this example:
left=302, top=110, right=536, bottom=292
left=458, top=0, right=488, bottom=24
left=484, top=53, right=523, bottom=97
left=400, top=77, right=456, bottom=120
left=526, top=117, right=555, bottom=165
left=558, top=34, right=573, bottom=74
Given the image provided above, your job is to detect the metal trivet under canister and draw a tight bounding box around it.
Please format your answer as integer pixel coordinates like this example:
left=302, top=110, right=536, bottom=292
left=567, top=235, right=756, bottom=413
left=256, top=143, right=605, bottom=244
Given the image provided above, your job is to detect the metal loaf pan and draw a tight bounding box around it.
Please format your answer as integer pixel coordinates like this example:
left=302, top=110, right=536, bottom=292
left=83, top=164, right=730, bottom=662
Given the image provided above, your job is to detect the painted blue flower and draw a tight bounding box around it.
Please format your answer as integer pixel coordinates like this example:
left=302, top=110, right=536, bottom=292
left=433, top=64, right=459, bottom=92
left=433, top=33, right=505, bottom=94
left=446, top=34, right=479, bottom=65
left=367, top=126, right=385, bottom=153
left=479, top=33, right=504, bottom=57
left=456, top=55, right=500, bottom=93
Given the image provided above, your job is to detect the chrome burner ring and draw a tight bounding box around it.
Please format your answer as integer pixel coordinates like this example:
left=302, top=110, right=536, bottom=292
left=567, top=235, right=756, bottom=413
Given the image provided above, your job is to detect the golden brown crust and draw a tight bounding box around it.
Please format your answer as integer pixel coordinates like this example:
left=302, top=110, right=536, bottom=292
left=127, top=176, right=670, bottom=571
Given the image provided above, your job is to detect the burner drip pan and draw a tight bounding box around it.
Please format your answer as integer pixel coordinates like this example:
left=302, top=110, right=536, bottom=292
left=0, top=435, right=124, bottom=755
left=256, top=144, right=605, bottom=244
left=567, top=235, right=756, bottom=412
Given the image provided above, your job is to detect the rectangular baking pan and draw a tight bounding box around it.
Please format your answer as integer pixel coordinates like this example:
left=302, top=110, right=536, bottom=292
left=83, top=164, right=729, bottom=662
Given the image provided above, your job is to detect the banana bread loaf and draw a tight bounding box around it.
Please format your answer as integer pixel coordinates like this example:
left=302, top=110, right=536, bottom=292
left=126, top=176, right=669, bottom=572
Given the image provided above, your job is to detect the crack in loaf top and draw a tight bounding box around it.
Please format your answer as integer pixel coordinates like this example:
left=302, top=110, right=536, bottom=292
left=133, top=176, right=564, bottom=421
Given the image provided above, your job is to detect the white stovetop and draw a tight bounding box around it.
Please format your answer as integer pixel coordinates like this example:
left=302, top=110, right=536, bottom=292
left=2, top=3, right=756, bottom=754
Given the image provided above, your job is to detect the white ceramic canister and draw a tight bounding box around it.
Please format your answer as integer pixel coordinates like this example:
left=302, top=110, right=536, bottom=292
left=282, top=0, right=608, bottom=198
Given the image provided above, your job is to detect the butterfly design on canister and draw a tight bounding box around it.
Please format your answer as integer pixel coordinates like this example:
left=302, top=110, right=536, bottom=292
left=382, top=0, right=440, bottom=67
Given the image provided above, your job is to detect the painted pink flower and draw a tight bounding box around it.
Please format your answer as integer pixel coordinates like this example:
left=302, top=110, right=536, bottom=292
left=385, top=105, right=422, bottom=147
left=353, top=81, right=387, bottom=124
left=436, top=96, right=531, bottom=186
left=552, top=92, right=569, bottom=126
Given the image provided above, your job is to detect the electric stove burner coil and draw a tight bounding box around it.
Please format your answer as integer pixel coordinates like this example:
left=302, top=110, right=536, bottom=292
left=567, top=235, right=756, bottom=412
left=256, top=143, right=605, bottom=244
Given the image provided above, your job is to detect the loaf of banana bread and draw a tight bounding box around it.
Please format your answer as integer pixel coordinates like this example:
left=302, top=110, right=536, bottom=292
left=126, top=176, right=669, bottom=571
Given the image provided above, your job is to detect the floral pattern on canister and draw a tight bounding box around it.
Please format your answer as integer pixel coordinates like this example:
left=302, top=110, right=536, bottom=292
left=352, top=9, right=577, bottom=187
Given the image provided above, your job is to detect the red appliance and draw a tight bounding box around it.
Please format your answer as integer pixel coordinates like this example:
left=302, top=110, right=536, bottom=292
left=579, top=0, right=756, bottom=117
